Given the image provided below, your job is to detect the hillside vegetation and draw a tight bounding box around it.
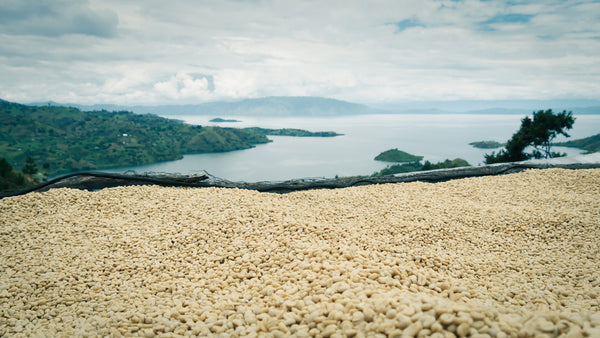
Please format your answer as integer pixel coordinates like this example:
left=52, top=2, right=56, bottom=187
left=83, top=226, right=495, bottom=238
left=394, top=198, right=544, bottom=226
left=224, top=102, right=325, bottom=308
left=556, top=133, right=600, bottom=153
left=0, top=99, right=270, bottom=176
left=0, top=158, right=34, bottom=191
left=373, top=158, right=470, bottom=176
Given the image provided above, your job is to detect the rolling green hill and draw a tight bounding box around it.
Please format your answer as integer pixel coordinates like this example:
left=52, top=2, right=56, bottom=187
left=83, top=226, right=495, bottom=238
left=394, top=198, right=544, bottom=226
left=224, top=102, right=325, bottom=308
left=0, top=99, right=270, bottom=175
left=555, top=133, right=600, bottom=153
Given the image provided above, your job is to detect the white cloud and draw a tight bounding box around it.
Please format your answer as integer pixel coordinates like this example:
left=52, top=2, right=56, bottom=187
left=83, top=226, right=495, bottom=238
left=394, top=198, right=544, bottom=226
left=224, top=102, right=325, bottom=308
left=153, top=73, right=213, bottom=101
left=0, top=0, right=599, bottom=105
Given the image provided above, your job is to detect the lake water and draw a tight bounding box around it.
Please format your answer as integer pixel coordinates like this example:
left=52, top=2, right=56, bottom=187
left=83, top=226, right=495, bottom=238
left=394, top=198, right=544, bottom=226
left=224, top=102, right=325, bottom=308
left=106, top=114, right=600, bottom=182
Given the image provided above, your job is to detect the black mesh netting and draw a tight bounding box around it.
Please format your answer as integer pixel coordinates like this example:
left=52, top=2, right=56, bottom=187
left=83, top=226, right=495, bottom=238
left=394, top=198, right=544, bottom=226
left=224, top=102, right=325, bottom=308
left=2, top=162, right=599, bottom=198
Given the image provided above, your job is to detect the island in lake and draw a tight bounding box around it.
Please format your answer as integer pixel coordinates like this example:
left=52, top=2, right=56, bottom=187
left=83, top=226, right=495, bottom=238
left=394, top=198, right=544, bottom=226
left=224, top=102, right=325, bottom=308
left=244, top=127, right=341, bottom=137
left=469, top=140, right=505, bottom=149
left=374, top=148, right=423, bottom=162
left=210, top=117, right=241, bottom=123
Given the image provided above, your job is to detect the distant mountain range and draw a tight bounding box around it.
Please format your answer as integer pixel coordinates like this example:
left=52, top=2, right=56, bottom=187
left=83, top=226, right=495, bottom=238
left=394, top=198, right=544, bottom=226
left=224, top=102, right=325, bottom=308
left=29, top=96, right=600, bottom=116
left=371, top=99, right=600, bottom=115
left=34, top=96, right=380, bottom=116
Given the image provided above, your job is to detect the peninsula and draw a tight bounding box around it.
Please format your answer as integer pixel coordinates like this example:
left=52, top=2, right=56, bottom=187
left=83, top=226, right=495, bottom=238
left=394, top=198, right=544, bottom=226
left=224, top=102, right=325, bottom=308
left=0, top=99, right=340, bottom=177
left=555, top=133, right=600, bottom=153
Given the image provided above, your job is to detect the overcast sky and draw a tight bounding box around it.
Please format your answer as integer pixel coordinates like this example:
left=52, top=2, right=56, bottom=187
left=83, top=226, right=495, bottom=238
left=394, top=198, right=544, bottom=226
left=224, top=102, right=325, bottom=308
left=1, top=0, right=599, bottom=105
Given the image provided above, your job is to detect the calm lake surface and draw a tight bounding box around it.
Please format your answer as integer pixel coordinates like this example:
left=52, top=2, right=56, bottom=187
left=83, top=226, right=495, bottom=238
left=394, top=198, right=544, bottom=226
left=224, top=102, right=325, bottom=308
left=106, top=114, right=600, bottom=182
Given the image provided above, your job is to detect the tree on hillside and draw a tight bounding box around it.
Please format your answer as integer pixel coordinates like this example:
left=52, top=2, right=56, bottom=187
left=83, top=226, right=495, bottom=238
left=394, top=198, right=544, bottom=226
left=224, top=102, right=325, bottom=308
left=485, top=109, right=575, bottom=164
left=527, top=110, right=576, bottom=158
left=0, top=158, right=30, bottom=191
left=0, top=158, right=12, bottom=177
left=22, top=157, right=38, bottom=175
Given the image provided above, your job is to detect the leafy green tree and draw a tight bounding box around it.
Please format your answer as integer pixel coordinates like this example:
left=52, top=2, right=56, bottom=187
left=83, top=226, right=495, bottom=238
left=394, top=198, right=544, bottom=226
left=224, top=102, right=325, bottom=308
left=485, top=110, right=575, bottom=164
left=0, top=157, right=33, bottom=191
left=0, top=158, right=12, bottom=177
left=22, top=157, right=38, bottom=175
left=526, top=110, right=575, bottom=158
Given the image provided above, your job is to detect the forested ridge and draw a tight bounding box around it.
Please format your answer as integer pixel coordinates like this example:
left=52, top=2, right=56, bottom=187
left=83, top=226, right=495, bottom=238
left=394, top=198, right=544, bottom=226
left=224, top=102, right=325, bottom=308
left=556, top=133, right=600, bottom=153
left=0, top=99, right=270, bottom=176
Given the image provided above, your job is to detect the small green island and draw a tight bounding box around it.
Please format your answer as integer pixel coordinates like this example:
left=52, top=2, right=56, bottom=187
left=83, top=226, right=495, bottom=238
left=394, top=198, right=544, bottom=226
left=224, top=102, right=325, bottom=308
left=374, top=148, right=423, bottom=162
left=210, top=117, right=241, bottom=123
left=469, top=140, right=505, bottom=149
left=244, top=127, right=341, bottom=137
